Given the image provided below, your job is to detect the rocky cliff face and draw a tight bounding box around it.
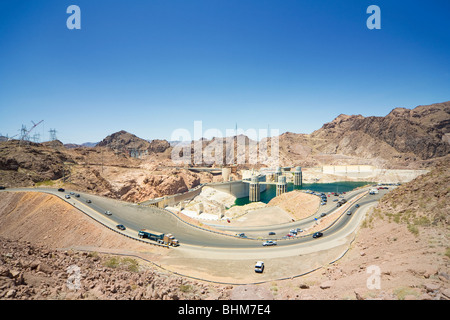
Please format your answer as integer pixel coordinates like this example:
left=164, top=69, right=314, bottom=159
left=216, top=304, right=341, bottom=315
left=311, top=101, right=450, bottom=161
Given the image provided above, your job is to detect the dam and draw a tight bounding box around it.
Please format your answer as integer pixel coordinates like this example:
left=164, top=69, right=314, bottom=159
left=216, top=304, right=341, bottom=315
left=234, top=181, right=371, bottom=206
left=207, top=166, right=304, bottom=202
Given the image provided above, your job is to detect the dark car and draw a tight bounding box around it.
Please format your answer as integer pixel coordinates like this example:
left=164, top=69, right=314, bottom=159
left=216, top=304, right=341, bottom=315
left=0, top=186, right=6, bottom=190
left=58, top=188, right=65, bottom=192
left=312, top=232, right=323, bottom=239
left=268, top=232, right=276, bottom=235
left=116, top=224, right=126, bottom=231
left=86, top=199, right=92, bottom=203
left=355, top=204, right=360, bottom=208
left=320, top=213, right=327, bottom=217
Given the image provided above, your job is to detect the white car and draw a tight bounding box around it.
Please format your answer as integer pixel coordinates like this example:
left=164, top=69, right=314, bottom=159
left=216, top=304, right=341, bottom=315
left=262, top=240, right=277, bottom=246
left=105, top=210, right=112, bottom=216
left=255, top=261, right=264, bottom=273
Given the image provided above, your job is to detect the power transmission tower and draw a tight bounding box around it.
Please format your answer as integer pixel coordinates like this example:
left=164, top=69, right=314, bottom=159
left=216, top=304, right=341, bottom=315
left=19, top=125, right=28, bottom=141
left=49, top=129, right=58, bottom=141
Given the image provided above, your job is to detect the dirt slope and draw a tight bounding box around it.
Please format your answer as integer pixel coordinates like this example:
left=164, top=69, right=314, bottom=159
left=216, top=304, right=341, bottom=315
left=0, top=191, right=232, bottom=300
left=267, top=190, right=320, bottom=220
left=0, top=192, right=148, bottom=249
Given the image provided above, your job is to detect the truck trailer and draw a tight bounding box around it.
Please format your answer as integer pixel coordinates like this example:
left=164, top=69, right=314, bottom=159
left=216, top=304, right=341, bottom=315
left=138, top=229, right=179, bottom=246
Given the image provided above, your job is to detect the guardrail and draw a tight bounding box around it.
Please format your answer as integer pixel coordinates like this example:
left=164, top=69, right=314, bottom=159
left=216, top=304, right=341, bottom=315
left=3, top=188, right=372, bottom=285
left=39, top=190, right=171, bottom=249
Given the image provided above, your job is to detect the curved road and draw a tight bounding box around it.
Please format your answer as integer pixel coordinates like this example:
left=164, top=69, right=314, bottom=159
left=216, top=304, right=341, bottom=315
left=1, top=186, right=389, bottom=250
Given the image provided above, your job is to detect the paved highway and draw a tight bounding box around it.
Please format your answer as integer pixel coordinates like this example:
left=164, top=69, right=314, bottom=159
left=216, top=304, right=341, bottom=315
left=0, top=186, right=389, bottom=250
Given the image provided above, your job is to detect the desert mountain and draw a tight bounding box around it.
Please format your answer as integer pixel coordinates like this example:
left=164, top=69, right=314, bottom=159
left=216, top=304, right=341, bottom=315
left=0, top=140, right=73, bottom=186
left=1, top=101, right=449, bottom=201
left=96, top=130, right=171, bottom=157
left=309, top=101, right=450, bottom=162
left=97, top=130, right=150, bottom=152
left=177, top=101, right=449, bottom=168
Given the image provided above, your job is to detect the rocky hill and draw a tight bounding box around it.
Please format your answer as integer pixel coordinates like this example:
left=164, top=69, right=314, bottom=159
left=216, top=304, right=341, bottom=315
left=96, top=130, right=171, bottom=155
left=376, top=155, right=450, bottom=228
left=0, top=141, right=73, bottom=187
left=0, top=138, right=210, bottom=203
left=184, top=101, right=449, bottom=168
left=96, top=130, right=151, bottom=153
left=1, top=101, right=448, bottom=200
left=309, top=101, right=450, bottom=164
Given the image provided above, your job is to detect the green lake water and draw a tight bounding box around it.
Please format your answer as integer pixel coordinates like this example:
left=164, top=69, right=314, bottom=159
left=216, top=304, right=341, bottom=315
left=234, top=181, right=370, bottom=206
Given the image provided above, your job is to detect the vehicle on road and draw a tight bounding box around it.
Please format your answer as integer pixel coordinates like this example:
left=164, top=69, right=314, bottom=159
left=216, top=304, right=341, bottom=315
left=320, top=213, right=327, bottom=217
left=0, top=186, right=6, bottom=190
left=312, top=232, right=323, bottom=239
left=116, top=224, right=126, bottom=230
left=86, top=199, right=92, bottom=203
left=262, top=240, right=277, bottom=246
left=105, top=210, right=112, bottom=216
left=58, top=188, right=65, bottom=192
left=163, top=233, right=180, bottom=247
left=285, top=233, right=294, bottom=238
left=65, top=195, right=71, bottom=199
left=355, top=204, right=360, bottom=208
left=236, top=233, right=247, bottom=238
left=347, top=210, right=352, bottom=215
left=255, top=261, right=264, bottom=273
left=138, top=229, right=179, bottom=246
left=75, top=194, right=80, bottom=198
left=268, top=232, right=276, bottom=235
left=139, top=229, right=164, bottom=241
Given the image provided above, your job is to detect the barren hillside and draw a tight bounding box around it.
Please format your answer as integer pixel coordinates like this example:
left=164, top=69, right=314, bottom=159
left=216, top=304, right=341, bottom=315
left=1, top=101, right=448, bottom=203
left=267, top=190, right=320, bottom=220
left=309, top=101, right=450, bottom=164
left=1, top=156, right=449, bottom=300
left=0, top=139, right=211, bottom=203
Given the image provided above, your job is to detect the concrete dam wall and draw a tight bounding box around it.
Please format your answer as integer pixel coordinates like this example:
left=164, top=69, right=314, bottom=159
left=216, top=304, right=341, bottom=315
left=208, top=176, right=267, bottom=199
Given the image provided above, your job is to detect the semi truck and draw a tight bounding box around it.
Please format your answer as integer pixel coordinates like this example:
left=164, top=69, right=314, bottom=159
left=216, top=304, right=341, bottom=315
left=138, top=229, right=179, bottom=247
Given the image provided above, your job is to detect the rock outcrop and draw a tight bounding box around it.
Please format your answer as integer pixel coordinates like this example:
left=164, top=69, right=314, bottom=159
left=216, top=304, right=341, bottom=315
left=310, top=101, right=450, bottom=161
left=0, top=237, right=231, bottom=300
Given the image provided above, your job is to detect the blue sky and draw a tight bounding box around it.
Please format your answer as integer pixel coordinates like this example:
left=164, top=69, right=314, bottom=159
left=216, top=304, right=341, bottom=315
left=0, top=0, right=449, bottom=144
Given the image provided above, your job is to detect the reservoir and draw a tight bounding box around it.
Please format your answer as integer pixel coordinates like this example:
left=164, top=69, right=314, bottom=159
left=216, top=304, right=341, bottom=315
left=234, top=181, right=370, bottom=206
